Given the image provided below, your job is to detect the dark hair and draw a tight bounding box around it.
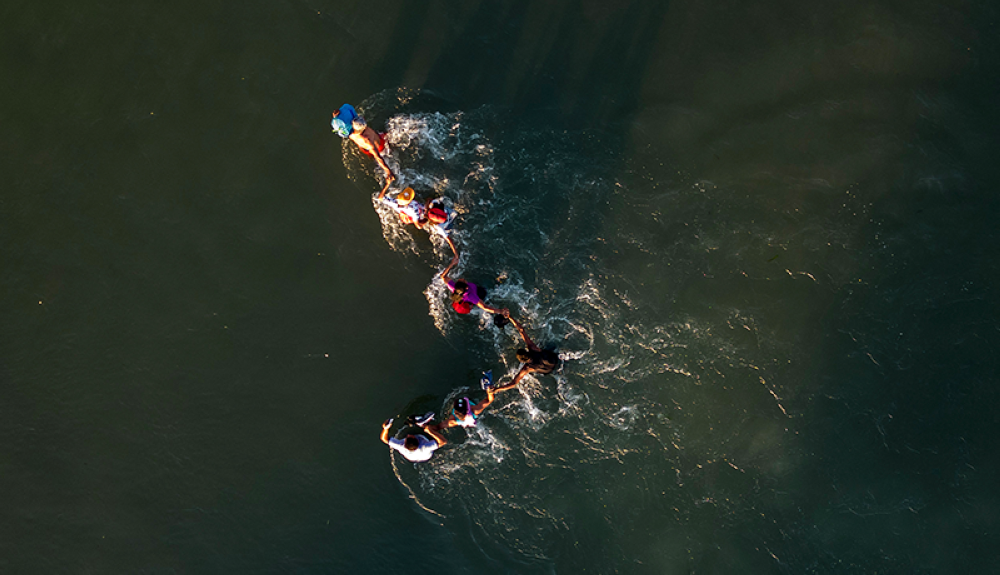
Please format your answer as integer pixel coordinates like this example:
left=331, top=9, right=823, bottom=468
left=404, top=435, right=419, bottom=450
left=516, top=348, right=532, bottom=363
left=454, top=397, right=470, bottom=415
left=450, top=280, right=469, bottom=303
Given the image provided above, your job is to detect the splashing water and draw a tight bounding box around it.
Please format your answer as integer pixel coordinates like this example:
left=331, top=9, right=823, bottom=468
left=347, top=89, right=899, bottom=572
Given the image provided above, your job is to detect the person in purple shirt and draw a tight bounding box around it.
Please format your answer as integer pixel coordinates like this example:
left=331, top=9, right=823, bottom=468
left=440, top=236, right=508, bottom=316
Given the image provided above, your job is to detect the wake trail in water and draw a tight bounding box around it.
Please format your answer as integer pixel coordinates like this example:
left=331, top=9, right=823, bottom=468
left=343, top=89, right=878, bottom=572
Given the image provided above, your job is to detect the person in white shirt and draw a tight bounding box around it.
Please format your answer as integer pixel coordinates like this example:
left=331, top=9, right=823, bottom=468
left=377, top=187, right=453, bottom=234
left=379, top=416, right=447, bottom=463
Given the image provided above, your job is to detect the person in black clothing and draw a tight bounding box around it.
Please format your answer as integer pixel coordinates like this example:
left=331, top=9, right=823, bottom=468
left=493, top=314, right=560, bottom=393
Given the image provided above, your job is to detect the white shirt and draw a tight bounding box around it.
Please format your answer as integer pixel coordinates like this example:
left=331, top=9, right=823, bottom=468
left=388, top=435, right=438, bottom=462
left=396, top=201, right=425, bottom=224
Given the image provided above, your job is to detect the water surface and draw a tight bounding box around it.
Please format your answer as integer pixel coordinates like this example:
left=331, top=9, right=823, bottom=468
left=2, top=1, right=999, bottom=573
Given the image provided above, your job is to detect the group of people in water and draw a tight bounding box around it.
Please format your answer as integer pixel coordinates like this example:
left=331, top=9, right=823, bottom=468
left=333, top=103, right=561, bottom=463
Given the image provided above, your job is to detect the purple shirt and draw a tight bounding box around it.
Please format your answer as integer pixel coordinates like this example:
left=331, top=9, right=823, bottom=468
left=445, top=279, right=481, bottom=306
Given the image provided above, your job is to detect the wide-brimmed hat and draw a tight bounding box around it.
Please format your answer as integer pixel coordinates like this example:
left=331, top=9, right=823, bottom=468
left=396, top=187, right=415, bottom=205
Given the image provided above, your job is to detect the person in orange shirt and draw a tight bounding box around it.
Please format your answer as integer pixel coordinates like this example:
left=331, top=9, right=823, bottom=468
left=331, top=103, right=394, bottom=184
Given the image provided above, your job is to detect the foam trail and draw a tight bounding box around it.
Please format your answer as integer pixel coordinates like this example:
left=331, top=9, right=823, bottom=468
left=346, top=91, right=805, bottom=571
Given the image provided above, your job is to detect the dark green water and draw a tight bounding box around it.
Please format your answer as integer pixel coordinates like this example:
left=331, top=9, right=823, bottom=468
left=3, top=1, right=999, bottom=573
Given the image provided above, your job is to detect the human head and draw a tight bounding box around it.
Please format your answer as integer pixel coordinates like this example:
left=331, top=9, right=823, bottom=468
left=516, top=348, right=532, bottom=363
left=454, top=397, right=470, bottom=416
left=450, top=280, right=469, bottom=302
left=403, top=435, right=419, bottom=450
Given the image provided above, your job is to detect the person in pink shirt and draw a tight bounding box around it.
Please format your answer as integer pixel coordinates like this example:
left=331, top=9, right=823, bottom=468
left=439, top=236, right=508, bottom=316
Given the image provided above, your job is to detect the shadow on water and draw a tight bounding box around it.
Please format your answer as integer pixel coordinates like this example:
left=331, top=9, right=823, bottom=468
left=375, top=0, right=671, bottom=129
left=359, top=0, right=676, bottom=321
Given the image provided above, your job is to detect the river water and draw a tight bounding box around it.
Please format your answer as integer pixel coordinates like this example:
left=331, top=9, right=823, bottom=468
left=3, top=1, right=999, bottom=573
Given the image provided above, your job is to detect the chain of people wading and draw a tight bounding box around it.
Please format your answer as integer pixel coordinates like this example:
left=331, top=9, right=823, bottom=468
left=332, top=103, right=559, bottom=463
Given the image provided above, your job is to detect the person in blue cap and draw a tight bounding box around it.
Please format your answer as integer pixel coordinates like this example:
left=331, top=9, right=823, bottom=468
left=331, top=103, right=394, bottom=184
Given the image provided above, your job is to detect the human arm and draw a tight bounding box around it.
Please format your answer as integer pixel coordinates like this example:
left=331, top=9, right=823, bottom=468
left=422, top=424, right=448, bottom=447
left=372, top=150, right=394, bottom=182
left=492, top=367, right=530, bottom=393
left=424, top=417, right=452, bottom=431
left=508, top=316, right=538, bottom=351
left=440, top=247, right=459, bottom=284
left=471, top=388, right=495, bottom=416
left=377, top=180, right=391, bottom=200
left=379, top=418, right=394, bottom=445
left=476, top=301, right=509, bottom=316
